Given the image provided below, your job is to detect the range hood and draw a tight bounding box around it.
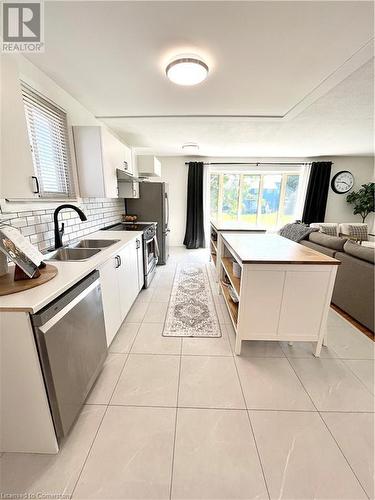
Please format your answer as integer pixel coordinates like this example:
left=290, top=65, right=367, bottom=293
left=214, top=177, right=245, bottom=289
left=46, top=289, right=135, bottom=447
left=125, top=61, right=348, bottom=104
left=116, top=169, right=145, bottom=183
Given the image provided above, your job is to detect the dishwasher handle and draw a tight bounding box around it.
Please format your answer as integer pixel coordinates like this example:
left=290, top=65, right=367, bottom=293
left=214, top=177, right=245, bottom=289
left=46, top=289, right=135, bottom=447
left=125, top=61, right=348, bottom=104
left=31, top=270, right=100, bottom=328
left=38, top=280, right=100, bottom=333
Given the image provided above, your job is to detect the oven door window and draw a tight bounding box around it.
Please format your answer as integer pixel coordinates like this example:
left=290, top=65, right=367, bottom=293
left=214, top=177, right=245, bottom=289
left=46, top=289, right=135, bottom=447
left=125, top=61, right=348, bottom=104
left=145, top=237, right=158, bottom=267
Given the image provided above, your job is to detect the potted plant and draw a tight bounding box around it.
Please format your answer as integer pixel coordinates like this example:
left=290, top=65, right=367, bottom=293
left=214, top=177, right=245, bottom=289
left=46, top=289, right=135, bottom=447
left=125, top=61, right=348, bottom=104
left=346, top=183, right=375, bottom=223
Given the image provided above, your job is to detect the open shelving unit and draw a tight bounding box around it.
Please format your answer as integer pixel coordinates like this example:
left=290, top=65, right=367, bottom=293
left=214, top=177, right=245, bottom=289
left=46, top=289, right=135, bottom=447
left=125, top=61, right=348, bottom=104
left=209, top=220, right=267, bottom=283
left=220, top=280, right=239, bottom=325
left=219, top=241, right=242, bottom=330
left=221, top=256, right=240, bottom=297
left=210, top=226, right=218, bottom=268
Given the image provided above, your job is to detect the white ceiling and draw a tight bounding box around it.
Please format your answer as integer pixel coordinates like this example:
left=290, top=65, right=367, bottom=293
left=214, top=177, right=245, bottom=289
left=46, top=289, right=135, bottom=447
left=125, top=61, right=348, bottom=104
left=27, top=1, right=374, bottom=156
left=105, top=60, right=373, bottom=157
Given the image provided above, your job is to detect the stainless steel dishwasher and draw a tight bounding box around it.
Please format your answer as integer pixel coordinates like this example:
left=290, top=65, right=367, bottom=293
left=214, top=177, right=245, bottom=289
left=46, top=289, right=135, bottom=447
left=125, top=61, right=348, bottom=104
left=31, top=270, right=107, bottom=440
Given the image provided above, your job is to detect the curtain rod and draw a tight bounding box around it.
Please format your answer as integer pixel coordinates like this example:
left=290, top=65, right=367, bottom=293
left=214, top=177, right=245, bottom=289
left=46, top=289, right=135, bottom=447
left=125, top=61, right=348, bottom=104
left=184, top=161, right=314, bottom=166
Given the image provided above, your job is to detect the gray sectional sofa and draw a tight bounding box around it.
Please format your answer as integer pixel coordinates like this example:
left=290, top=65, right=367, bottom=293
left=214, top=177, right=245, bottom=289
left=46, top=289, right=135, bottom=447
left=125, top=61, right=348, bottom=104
left=300, top=232, right=374, bottom=332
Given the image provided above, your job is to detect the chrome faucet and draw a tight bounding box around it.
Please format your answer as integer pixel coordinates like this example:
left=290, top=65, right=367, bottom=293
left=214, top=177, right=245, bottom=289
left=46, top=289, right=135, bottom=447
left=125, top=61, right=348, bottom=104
left=53, top=204, right=87, bottom=249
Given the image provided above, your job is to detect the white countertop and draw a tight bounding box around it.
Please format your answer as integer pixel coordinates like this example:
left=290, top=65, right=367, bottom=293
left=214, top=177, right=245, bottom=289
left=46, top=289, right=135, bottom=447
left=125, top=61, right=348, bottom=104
left=0, top=230, right=143, bottom=313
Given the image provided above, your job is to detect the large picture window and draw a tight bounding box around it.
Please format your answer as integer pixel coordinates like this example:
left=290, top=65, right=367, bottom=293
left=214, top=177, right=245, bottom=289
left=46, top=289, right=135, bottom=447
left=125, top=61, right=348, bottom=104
left=209, top=170, right=304, bottom=227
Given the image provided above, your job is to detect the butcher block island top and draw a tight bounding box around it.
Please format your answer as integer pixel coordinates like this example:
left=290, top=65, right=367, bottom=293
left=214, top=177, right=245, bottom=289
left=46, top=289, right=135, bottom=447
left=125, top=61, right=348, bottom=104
left=221, top=233, right=340, bottom=265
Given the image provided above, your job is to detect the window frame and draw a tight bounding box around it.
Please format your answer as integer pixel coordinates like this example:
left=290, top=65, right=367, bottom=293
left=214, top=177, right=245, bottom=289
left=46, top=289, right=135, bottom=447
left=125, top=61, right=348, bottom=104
left=209, top=166, right=308, bottom=227
left=21, top=82, right=75, bottom=200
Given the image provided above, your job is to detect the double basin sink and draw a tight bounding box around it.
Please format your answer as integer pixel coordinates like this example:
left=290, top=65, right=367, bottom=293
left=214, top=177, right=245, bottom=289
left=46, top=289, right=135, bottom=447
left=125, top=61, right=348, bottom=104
left=46, top=239, right=120, bottom=261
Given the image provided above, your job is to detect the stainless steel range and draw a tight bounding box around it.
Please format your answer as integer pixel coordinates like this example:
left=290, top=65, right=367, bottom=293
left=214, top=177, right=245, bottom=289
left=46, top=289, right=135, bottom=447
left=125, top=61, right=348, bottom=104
left=102, top=222, right=158, bottom=288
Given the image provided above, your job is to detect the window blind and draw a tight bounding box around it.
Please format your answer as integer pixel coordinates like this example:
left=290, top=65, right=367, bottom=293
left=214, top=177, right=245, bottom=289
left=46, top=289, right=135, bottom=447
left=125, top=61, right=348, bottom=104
left=21, top=83, right=74, bottom=198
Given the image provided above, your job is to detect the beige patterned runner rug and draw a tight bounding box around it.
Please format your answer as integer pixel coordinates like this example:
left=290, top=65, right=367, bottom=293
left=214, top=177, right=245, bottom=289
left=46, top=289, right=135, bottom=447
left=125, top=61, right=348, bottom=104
left=163, top=263, right=221, bottom=337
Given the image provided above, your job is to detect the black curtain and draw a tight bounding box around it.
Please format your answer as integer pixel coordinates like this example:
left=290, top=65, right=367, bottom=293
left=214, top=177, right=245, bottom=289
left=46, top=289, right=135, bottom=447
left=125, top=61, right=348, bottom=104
left=183, top=162, right=205, bottom=249
left=302, top=161, right=332, bottom=224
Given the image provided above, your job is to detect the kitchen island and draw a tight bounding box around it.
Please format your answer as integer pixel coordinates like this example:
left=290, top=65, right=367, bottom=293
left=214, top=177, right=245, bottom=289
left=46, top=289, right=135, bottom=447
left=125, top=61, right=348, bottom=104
left=210, top=218, right=266, bottom=278
left=218, top=233, right=340, bottom=356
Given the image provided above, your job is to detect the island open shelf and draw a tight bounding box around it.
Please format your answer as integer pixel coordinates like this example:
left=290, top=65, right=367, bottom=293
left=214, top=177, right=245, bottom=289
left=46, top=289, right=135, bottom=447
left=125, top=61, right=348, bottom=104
left=218, top=233, right=340, bottom=357
left=210, top=219, right=266, bottom=281
left=221, top=256, right=241, bottom=297
left=220, top=280, right=239, bottom=326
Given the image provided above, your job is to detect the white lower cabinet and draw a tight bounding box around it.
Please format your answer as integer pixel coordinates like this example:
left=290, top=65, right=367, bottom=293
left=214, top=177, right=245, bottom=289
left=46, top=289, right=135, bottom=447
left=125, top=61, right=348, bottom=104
left=99, top=238, right=140, bottom=346
left=99, top=256, right=122, bottom=346
left=117, top=239, right=139, bottom=319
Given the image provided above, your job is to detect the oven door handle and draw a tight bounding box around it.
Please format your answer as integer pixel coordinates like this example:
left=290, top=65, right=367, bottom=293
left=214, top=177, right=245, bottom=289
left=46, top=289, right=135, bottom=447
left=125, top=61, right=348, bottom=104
left=153, top=235, right=160, bottom=258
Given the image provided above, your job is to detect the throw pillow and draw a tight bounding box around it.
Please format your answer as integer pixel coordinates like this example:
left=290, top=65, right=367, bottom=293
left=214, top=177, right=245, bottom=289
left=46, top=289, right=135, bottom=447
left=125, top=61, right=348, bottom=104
left=279, top=223, right=318, bottom=242
left=319, top=225, right=338, bottom=237
left=348, top=224, right=368, bottom=241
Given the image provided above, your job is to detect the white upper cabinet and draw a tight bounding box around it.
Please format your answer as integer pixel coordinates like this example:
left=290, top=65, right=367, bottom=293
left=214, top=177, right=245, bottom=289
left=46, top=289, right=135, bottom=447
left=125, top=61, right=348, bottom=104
left=137, top=156, right=161, bottom=178
left=73, top=125, right=133, bottom=198
left=1, top=55, right=37, bottom=199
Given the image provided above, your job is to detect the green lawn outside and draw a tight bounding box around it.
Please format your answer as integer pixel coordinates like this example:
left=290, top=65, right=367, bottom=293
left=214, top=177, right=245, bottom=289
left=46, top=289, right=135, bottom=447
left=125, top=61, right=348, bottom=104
left=220, top=212, right=295, bottom=227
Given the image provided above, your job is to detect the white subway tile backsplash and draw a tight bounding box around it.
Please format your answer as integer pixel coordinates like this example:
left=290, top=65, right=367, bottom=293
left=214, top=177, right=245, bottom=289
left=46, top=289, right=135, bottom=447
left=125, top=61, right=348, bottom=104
left=11, top=218, right=28, bottom=228
left=1, top=198, right=124, bottom=251
left=27, top=216, right=41, bottom=225
left=21, top=226, right=36, bottom=237
left=35, top=223, right=49, bottom=233
left=30, top=233, right=43, bottom=244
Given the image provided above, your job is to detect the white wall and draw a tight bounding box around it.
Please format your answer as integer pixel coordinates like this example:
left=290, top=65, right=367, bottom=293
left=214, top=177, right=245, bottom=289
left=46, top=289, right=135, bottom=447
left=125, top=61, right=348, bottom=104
left=158, top=155, right=375, bottom=246
left=157, top=156, right=189, bottom=246
left=322, top=156, right=375, bottom=231
left=157, top=156, right=310, bottom=246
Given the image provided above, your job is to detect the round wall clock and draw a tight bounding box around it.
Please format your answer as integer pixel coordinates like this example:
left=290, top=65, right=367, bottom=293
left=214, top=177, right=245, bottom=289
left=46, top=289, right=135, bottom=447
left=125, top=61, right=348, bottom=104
left=331, top=171, right=354, bottom=194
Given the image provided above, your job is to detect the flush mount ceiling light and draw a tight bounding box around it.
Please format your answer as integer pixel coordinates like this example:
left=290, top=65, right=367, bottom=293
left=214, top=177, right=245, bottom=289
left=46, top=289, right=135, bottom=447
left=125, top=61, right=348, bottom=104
left=166, top=57, right=209, bottom=86
left=182, top=142, right=200, bottom=153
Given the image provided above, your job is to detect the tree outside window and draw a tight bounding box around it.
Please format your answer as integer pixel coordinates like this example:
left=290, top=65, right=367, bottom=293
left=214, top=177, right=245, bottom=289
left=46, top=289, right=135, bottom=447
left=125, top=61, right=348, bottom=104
left=222, top=174, right=240, bottom=220
left=209, top=171, right=302, bottom=226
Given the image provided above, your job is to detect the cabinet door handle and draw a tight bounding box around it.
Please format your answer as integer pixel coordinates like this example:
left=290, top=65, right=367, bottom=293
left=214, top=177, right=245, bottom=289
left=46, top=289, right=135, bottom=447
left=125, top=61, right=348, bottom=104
left=32, top=176, right=40, bottom=194
left=118, top=255, right=122, bottom=267
left=115, top=255, right=120, bottom=268
left=136, top=239, right=140, bottom=249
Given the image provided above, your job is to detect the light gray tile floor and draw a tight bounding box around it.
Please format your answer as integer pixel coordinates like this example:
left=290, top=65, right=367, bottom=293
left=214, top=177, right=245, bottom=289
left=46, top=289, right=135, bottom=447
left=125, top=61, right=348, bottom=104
left=2, top=248, right=373, bottom=500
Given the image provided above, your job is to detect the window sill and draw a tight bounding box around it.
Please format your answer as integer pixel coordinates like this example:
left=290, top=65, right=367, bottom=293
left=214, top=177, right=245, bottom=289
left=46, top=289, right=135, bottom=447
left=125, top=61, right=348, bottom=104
left=0, top=198, right=80, bottom=214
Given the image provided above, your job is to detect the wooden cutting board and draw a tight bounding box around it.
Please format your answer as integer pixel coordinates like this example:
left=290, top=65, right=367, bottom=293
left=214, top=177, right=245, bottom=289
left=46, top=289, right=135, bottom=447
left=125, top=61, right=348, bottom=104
left=0, top=264, right=58, bottom=296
